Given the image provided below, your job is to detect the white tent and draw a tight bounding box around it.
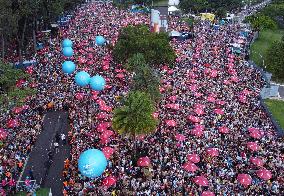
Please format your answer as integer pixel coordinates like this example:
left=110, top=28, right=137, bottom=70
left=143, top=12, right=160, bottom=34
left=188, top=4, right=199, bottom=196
left=168, top=0, right=180, bottom=6
left=168, top=6, right=179, bottom=13
left=169, top=30, right=181, bottom=37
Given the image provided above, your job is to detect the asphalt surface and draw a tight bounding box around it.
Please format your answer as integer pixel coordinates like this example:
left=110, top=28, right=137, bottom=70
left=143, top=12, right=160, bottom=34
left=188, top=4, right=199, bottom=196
left=278, top=86, right=284, bottom=99
left=21, top=111, right=70, bottom=196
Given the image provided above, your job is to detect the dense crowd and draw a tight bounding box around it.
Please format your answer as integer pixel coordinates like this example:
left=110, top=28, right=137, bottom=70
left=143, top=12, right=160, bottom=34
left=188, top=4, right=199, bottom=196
left=0, top=1, right=283, bottom=196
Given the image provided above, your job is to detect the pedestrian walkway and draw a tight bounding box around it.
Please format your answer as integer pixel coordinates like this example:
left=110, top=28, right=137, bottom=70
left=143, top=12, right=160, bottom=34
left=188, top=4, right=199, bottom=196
left=20, top=111, right=70, bottom=196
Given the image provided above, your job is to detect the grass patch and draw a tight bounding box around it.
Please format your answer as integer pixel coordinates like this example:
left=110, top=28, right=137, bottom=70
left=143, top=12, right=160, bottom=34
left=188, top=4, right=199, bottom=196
left=15, top=188, right=50, bottom=196
left=153, top=0, right=168, bottom=6
left=264, top=99, right=284, bottom=130
left=250, top=29, right=284, bottom=67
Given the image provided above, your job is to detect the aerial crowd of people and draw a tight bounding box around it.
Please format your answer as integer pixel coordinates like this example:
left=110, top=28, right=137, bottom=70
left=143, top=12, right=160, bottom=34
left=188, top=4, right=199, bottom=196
left=0, top=1, right=283, bottom=196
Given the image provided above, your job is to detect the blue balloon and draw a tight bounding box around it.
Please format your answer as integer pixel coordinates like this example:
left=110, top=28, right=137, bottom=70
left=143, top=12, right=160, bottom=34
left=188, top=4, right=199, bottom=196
left=62, top=61, right=76, bottom=74
left=75, top=71, right=90, bottom=87
left=78, top=149, right=107, bottom=178
left=62, top=39, right=73, bottom=48
left=62, top=47, right=74, bottom=57
left=95, top=36, right=106, bottom=46
left=90, top=75, right=106, bottom=91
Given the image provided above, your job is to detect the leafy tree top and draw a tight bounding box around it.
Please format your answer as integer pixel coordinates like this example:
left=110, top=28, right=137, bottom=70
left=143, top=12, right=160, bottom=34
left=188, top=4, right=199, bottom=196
left=112, top=91, right=158, bottom=137
left=113, top=25, right=176, bottom=67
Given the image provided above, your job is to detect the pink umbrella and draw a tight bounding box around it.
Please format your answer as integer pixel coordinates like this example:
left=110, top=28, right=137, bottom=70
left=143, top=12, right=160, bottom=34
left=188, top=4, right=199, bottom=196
left=227, top=63, right=234, bottom=68
left=0, top=128, right=8, bottom=140
left=96, top=112, right=109, bottom=120
left=137, top=157, right=151, bottom=167
left=250, top=157, right=264, bottom=167
left=219, top=126, right=229, bottom=134
left=191, top=129, right=204, bottom=137
left=214, top=108, right=224, bottom=115
left=207, top=96, right=216, bottom=102
left=206, top=148, right=219, bottom=157
left=194, top=103, right=206, bottom=109
left=102, top=147, right=114, bottom=159
left=239, top=94, right=247, bottom=103
left=75, top=93, right=84, bottom=100
left=187, top=154, right=200, bottom=163
left=13, top=107, right=23, bottom=114
left=189, top=84, right=198, bottom=92
left=152, top=112, right=159, bottom=119
left=193, top=176, right=209, bottom=186
left=100, top=105, right=112, bottom=112
left=168, top=95, right=177, bottom=102
left=210, top=70, right=218, bottom=78
left=257, top=169, right=272, bottom=180
left=183, top=162, right=198, bottom=172
left=103, top=130, right=114, bottom=137
left=237, top=174, right=252, bottom=186
left=7, top=119, right=20, bottom=128
left=202, top=191, right=215, bottom=196
left=102, top=176, right=116, bottom=187
left=97, top=123, right=108, bottom=132
left=248, top=128, right=263, bottom=139
left=194, top=108, right=204, bottom=115
left=187, top=115, right=200, bottom=123
left=165, top=120, right=177, bottom=127
left=100, top=137, right=110, bottom=144
left=116, top=73, right=124, bottom=79
left=175, top=134, right=186, bottom=141
left=96, top=99, right=106, bottom=106
left=247, top=142, right=260, bottom=152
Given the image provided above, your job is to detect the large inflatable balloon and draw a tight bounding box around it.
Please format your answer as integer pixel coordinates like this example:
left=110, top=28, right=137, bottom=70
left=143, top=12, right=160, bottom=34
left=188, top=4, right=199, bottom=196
left=62, top=39, right=73, bottom=48
left=62, top=47, right=74, bottom=57
left=62, top=61, right=76, bottom=74
left=90, top=75, right=106, bottom=91
left=75, top=71, right=90, bottom=87
left=95, top=36, right=106, bottom=46
left=78, top=149, right=107, bottom=178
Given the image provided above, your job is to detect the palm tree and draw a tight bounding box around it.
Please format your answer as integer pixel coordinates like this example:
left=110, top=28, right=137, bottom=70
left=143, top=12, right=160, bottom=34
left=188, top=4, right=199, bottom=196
left=112, top=91, right=158, bottom=155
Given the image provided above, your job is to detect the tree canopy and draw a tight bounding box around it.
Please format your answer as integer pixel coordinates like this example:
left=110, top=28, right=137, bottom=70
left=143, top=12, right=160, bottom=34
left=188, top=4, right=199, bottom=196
left=112, top=91, right=158, bottom=137
left=113, top=25, right=176, bottom=67
left=265, top=40, right=284, bottom=82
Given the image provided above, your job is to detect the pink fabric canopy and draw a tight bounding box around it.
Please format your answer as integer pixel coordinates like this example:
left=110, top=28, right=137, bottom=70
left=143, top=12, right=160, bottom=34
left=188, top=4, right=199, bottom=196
left=194, top=108, right=204, bottom=115
left=201, top=191, right=215, bottom=196
left=250, top=157, right=264, bottom=167
left=247, top=142, right=260, bottom=152
left=237, top=174, right=252, bottom=186
left=248, top=128, right=263, bottom=139
left=75, top=93, right=84, bottom=100
left=191, top=129, right=204, bottom=137
left=183, top=162, right=198, bottom=172
left=193, top=176, right=209, bottom=186
left=175, top=134, right=186, bottom=141
left=214, top=108, right=224, bottom=115
left=7, top=119, right=20, bottom=128
left=0, top=128, right=8, bottom=140
left=187, top=115, right=200, bottom=123
left=187, top=154, right=200, bottom=163
left=152, top=112, right=159, bottom=119
left=102, top=147, right=114, bottom=159
left=165, top=104, right=180, bottom=110
left=137, top=157, right=151, bottom=167
left=102, top=176, right=116, bottom=187
left=168, top=95, right=177, bottom=102
left=257, top=169, right=272, bottom=180
left=165, top=120, right=177, bottom=127
left=206, top=148, right=219, bottom=157
left=207, top=96, right=216, bottom=102
left=219, top=126, right=229, bottom=134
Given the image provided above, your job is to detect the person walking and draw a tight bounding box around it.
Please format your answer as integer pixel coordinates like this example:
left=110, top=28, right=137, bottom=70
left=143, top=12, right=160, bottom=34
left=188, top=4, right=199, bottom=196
left=61, top=133, right=66, bottom=145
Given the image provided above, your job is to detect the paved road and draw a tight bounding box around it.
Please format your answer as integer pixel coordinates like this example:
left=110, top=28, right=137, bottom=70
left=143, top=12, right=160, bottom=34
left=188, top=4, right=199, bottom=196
left=20, top=111, right=70, bottom=196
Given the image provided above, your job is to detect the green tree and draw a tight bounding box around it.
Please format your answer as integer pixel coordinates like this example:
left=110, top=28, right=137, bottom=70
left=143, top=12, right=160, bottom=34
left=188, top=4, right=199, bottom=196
left=128, top=54, right=161, bottom=103
left=0, top=61, right=28, bottom=92
left=246, top=14, right=278, bottom=31
left=112, top=91, right=158, bottom=138
left=265, top=41, right=284, bottom=82
left=113, top=25, right=176, bottom=67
